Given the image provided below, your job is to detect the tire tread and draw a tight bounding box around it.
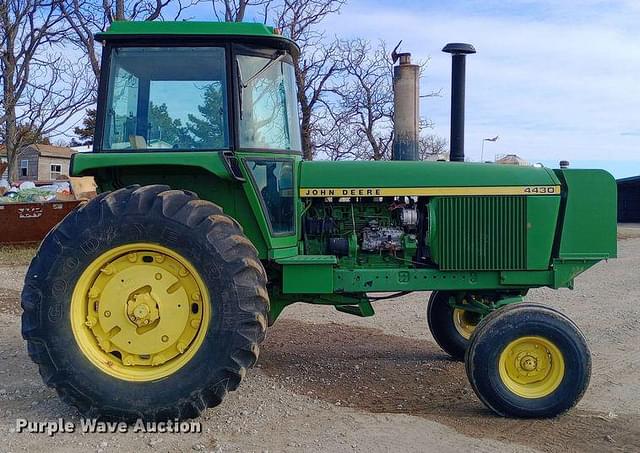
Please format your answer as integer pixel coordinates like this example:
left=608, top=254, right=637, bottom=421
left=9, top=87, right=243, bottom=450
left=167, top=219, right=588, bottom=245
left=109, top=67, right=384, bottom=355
left=22, top=184, right=268, bottom=421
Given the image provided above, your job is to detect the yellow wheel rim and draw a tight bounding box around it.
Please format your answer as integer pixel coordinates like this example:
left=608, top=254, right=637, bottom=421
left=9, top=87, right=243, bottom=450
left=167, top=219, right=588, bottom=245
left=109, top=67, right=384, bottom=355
left=70, top=243, right=210, bottom=382
left=452, top=308, right=480, bottom=340
left=498, top=336, right=565, bottom=399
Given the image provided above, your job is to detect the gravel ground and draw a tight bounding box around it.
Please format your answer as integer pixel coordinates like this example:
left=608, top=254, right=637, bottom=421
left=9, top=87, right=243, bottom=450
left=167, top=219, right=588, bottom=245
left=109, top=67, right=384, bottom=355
left=0, top=237, right=639, bottom=453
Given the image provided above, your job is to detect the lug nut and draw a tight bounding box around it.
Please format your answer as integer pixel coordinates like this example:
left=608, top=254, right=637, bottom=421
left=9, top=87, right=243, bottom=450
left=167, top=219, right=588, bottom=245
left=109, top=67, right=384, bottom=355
left=100, top=264, right=115, bottom=276
left=104, top=310, right=111, bottom=318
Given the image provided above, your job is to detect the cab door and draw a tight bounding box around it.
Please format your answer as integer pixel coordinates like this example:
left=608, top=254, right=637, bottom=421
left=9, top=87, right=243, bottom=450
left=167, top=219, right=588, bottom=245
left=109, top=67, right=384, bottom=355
left=233, top=44, right=302, bottom=259
left=241, top=156, right=300, bottom=259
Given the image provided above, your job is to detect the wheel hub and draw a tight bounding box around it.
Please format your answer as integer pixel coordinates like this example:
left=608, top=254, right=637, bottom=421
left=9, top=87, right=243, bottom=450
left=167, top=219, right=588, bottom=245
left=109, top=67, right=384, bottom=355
left=498, top=336, right=565, bottom=398
left=519, top=355, right=538, bottom=372
left=71, top=243, right=210, bottom=381
left=127, top=293, right=160, bottom=327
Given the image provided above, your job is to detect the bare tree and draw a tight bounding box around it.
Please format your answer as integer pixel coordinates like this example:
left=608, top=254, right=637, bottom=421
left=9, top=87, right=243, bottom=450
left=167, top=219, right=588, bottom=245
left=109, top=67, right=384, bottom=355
left=293, top=38, right=343, bottom=160
left=1, top=0, right=94, bottom=182
left=312, top=99, right=360, bottom=160
left=316, top=39, right=394, bottom=161
left=418, top=134, right=448, bottom=160
left=268, top=0, right=345, bottom=160
left=59, top=0, right=191, bottom=78
left=211, top=0, right=271, bottom=22
left=314, top=39, right=447, bottom=162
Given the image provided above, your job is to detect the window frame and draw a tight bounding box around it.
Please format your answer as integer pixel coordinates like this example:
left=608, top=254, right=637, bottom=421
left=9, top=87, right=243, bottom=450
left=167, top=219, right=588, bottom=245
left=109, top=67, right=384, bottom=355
left=95, top=40, right=236, bottom=154
left=243, top=157, right=296, bottom=236
left=50, top=163, right=62, bottom=180
left=93, top=39, right=302, bottom=156
left=20, top=159, right=29, bottom=177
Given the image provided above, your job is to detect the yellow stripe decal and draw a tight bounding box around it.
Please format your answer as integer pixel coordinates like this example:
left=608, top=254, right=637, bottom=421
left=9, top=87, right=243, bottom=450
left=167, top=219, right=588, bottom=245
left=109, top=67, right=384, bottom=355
left=299, top=186, right=561, bottom=197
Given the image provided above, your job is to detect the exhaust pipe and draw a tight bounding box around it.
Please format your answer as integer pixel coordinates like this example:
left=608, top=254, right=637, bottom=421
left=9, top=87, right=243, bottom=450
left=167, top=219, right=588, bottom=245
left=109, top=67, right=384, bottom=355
left=442, top=43, right=476, bottom=162
left=392, top=48, right=420, bottom=161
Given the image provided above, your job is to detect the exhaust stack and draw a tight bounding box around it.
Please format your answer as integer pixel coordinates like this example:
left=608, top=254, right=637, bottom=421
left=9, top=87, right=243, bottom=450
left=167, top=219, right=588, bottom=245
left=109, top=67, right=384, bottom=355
left=392, top=49, right=420, bottom=161
left=442, top=43, right=476, bottom=162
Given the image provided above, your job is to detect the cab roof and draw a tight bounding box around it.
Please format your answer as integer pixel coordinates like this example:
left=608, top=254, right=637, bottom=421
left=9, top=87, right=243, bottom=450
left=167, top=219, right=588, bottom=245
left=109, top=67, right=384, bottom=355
left=96, top=21, right=299, bottom=56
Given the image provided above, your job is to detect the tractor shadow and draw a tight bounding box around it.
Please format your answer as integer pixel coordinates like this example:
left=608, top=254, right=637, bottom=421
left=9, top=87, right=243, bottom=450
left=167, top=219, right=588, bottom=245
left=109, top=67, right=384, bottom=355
left=260, top=319, right=640, bottom=453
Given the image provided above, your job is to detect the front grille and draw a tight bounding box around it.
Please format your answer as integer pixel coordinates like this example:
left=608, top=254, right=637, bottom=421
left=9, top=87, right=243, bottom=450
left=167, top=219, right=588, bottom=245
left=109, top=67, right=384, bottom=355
left=436, top=196, right=527, bottom=270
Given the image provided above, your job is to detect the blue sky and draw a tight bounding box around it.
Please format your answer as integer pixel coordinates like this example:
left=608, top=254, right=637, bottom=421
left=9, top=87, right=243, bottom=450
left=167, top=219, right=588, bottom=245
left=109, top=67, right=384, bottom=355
left=313, top=0, right=640, bottom=177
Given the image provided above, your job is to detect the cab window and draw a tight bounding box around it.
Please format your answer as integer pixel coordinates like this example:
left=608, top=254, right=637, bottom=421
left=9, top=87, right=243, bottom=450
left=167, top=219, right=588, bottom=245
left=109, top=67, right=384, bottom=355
left=237, top=53, right=301, bottom=152
left=246, top=160, right=295, bottom=234
left=102, top=46, right=229, bottom=151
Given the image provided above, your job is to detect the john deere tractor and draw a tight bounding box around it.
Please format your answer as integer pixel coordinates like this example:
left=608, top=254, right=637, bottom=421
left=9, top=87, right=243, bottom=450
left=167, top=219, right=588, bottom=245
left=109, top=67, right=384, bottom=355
left=21, top=21, right=616, bottom=421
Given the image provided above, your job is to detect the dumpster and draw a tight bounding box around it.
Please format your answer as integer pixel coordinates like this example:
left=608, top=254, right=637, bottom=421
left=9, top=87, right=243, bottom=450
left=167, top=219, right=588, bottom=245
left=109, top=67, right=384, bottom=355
left=0, top=200, right=82, bottom=244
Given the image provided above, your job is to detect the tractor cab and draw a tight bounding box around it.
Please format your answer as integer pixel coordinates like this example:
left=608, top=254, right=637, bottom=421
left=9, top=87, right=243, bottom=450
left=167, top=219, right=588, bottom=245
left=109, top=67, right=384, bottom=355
left=77, top=22, right=304, bottom=257
left=94, top=21, right=301, bottom=154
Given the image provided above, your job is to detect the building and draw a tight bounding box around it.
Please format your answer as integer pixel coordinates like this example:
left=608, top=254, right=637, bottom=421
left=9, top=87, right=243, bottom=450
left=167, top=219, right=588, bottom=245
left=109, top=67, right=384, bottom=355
left=1, top=144, right=75, bottom=182
left=617, top=176, right=640, bottom=223
left=495, top=154, right=530, bottom=166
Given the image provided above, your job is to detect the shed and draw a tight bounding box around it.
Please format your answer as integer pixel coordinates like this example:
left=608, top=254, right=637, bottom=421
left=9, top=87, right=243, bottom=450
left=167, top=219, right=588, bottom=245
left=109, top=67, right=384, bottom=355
left=617, top=176, right=640, bottom=223
left=14, top=144, right=75, bottom=182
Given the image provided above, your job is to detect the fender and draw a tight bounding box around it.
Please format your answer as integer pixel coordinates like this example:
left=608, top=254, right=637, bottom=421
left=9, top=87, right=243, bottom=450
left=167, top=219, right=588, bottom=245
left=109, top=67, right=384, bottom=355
left=71, top=151, right=244, bottom=182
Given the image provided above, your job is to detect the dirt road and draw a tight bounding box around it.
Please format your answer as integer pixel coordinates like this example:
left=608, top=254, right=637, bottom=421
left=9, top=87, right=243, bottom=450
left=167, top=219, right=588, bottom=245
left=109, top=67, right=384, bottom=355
left=1, top=238, right=639, bottom=452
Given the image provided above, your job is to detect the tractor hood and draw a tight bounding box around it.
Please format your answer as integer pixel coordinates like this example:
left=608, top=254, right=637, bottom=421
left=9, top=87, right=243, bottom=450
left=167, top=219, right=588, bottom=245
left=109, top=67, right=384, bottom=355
left=298, top=160, right=561, bottom=198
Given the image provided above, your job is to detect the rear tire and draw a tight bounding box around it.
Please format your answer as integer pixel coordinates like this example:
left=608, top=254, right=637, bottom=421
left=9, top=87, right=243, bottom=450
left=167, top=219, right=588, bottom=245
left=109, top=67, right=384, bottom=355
left=465, top=303, right=591, bottom=418
left=21, top=185, right=269, bottom=421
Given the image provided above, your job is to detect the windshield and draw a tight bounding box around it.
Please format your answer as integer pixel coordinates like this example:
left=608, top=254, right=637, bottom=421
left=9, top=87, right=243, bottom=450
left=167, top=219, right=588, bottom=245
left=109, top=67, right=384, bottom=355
left=237, top=54, right=301, bottom=151
left=102, top=47, right=229, bottom=151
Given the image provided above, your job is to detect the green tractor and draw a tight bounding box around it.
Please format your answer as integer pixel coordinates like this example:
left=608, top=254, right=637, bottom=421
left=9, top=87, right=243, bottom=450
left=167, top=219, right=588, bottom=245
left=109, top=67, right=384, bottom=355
left=21, top=21, right=616, bottom=421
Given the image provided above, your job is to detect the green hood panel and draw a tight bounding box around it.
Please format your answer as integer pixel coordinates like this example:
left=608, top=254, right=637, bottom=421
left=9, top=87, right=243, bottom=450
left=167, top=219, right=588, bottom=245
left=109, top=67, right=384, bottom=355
left=299, top=161, right=560, bottom=191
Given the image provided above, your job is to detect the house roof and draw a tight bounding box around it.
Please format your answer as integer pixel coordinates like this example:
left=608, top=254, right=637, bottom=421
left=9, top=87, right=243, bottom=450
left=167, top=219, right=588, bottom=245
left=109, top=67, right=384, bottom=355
left=495, top=154, right=530, bottom=166
left=29, top=144, right=75, bottom=159
left=0, top=144, right=74, bottom=159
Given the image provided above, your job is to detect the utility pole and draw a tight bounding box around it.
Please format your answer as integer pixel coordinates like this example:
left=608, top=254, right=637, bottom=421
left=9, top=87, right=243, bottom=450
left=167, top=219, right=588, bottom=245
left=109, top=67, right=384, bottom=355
left=481, top=135, right=499, bottom=161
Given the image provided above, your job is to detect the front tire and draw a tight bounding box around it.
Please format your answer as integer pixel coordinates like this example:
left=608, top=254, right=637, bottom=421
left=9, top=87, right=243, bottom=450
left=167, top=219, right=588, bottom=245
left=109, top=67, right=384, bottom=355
left=21, top=185, right=269, bottom=421
left=465, top=303, right=591, bottom=418
left=427, top=291, right=482, bottom=361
